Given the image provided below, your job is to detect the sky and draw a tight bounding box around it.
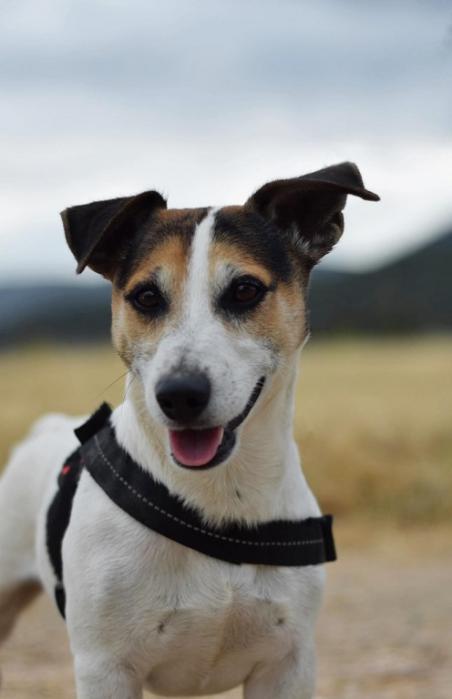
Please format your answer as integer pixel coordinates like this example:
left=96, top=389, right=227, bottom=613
left=1, top=0, right=451, bottom=283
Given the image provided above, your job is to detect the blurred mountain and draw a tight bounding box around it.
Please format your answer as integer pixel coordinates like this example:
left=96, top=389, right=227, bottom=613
left=309, top=227, right=452, bottom=333
left=0, top=228, right=450, bottom=348
left=0, top=284, right=111, bottom=347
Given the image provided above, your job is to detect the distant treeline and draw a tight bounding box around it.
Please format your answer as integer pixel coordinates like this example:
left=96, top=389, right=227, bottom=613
left=1, top=228, right=451, bottom=347
left=309, top=227, right=452, bottom=334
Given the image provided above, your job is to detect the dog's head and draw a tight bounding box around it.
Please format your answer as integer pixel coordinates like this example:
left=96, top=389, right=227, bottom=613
left=62, top=162, right=379, bottom=470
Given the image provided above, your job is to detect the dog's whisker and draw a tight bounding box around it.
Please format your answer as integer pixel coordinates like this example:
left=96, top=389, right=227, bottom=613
left=96, top=370, right=129, bottom=398
left=123, top=373, right=137, bottom=400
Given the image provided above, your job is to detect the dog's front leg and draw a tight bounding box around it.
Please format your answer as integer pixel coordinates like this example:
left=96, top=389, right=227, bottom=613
left=73, top=655, right=143, bottom=699
left=244, top=645, right=316, bottom=699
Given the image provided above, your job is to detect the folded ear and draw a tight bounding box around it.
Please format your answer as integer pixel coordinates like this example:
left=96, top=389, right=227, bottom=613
left=61, top=190, right=167, bottom=277
left=245, top=162, right=379, bottom=263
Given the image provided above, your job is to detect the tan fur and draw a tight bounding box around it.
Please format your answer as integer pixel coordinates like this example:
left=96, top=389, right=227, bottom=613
left=112, top=207, right=307, bottom=367
left=210, top=240, right=274, bottom=288
left=111, top=208, right=210, bottom=366
left=210, top=239, right=307, bottom=355
left=112, top=234, right=190, bottom=366
left=126, top=233, right=189, bottom=299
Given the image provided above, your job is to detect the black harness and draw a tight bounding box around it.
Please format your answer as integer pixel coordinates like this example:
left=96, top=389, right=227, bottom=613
left=46, top=404, right=337, bottom=618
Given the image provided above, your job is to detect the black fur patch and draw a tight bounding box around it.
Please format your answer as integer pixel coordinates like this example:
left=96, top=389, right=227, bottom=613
left=213, top=209, right=295, bottom=283
left=115, top=208, right=209, bottom=288
left=115, top=206, right=307, bottom=290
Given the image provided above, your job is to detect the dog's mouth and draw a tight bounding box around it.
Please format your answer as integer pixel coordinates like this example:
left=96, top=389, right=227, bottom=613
left=169, top=377, right=265, bottom=470
left=169, top=427, right=225, bottom=468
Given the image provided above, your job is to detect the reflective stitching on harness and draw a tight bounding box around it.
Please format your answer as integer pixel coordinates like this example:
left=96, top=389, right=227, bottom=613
left=93, top=436, right=324, bottom=548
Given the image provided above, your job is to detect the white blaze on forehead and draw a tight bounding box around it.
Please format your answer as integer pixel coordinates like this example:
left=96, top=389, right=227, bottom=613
left=184, top=207, right=217, bottom=321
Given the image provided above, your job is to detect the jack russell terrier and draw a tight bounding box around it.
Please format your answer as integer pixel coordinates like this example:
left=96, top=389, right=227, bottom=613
left=0, top=162, right=379, bottom=698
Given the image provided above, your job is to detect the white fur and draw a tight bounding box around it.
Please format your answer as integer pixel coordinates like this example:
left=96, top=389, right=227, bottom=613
left=0, top=210, right=325, bottom=698
left=185, top=207, right=216, bottom=323
left=140, top=211, right=278, bottom=469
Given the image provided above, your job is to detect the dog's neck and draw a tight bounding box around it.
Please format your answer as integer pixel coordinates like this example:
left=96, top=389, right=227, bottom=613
left=112, top=360, right=320, bottom=526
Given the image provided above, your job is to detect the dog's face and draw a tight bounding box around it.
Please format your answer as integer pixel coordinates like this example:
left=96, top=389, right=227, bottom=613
left=110, top=206, right=307, bottom=468
left=62, top=163, right=378, bottom=469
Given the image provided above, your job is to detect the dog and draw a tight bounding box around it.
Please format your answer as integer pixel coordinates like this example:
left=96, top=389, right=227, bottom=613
left=0, top=162, right=378, bottom=698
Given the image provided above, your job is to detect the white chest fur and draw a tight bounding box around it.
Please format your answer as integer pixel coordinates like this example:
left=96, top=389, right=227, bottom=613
left=61, top=470, right=324, bottom=696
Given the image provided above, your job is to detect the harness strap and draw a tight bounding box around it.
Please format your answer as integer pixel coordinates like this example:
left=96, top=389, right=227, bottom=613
left=85, top=425, right=336, bottom=567
left=46, top=403, right=336, bottom=619
left=74, top=402, right=113, bottom=444
left=45, top=448, right=84, bottom=617
left=45, top=404, right=112, bottom=617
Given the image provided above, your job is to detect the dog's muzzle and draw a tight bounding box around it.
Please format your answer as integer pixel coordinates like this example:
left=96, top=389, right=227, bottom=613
left=156, top=373, right=211, bottom=423
left=170, top=377, right=266, bottom=471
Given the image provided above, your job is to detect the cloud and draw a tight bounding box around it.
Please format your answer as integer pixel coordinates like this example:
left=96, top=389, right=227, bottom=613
left=1, top=0, right=451, bottom=281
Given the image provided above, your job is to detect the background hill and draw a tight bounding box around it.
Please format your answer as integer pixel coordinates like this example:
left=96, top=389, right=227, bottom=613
left=310, top=227, right=452, bottom=334
left=1, top=227, right=450, bottom=348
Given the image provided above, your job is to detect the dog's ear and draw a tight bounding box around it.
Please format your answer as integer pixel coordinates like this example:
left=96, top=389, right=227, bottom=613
left=61, top=190, right=167, bottom=277
left=246, top=162, right=379, bottom=263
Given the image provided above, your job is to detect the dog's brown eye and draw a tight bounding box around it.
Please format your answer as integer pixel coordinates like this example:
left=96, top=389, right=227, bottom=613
left=128, top=284, right=167, bottom=316
left=233, top=282, right=261, bottom=304
left=136, top=289, right=160, bottom=308
left=219, top=276, right=268, bottom=316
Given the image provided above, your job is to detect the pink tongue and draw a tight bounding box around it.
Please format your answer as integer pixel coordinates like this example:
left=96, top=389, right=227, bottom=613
left=170, top=427, right=224, bottom=467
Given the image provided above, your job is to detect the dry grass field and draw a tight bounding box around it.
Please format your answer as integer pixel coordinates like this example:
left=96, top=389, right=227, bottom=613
left=1, top=338, right=451, bottom=522
left=1, top=338, right=451, bottom=698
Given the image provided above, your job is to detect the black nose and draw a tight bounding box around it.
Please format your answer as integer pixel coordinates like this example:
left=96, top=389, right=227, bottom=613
left=155, top=373, right=211, bottom=423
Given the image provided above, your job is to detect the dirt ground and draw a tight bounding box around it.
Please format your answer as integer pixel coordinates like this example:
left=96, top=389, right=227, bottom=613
left=1, top=526, right=450, bottom=699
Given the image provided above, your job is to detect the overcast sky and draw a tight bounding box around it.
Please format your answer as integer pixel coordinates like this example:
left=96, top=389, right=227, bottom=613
left=1, top=0, right=451, bottom=283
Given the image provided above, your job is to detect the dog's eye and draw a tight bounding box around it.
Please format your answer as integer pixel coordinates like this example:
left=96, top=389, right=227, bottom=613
left=233, top=281, right=262, bottom=304
left=136, top=289, right=161, bottom=308
left=220, top=276, right=267, bottom=314
left=128, top=285, right=167, bottom=315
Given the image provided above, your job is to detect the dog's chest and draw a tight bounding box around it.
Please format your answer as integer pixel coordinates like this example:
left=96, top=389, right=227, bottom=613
left=63, top=475, right=324, bottom=695
left=147, top=599, right=291, bottom=694
left=97, top=534, right=305, bottom=694
left=139, top=551, right=299, bottom=694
